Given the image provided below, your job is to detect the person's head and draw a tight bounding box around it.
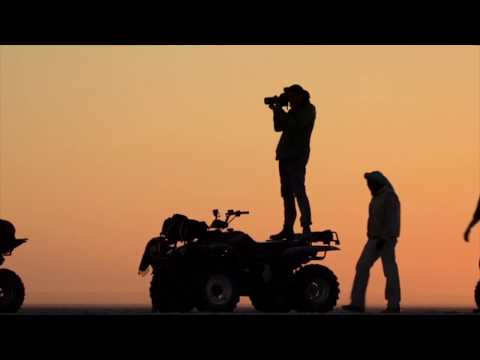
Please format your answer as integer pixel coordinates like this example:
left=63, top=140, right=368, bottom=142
left=364, top=171, right=392, bottom=196
left=284, top=84, right=310, bottom=109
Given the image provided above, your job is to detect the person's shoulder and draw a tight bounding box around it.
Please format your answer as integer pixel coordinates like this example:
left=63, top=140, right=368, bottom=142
left=384, top=189, right=400, bottom=203
left=298, top=102, right=315, bottom=117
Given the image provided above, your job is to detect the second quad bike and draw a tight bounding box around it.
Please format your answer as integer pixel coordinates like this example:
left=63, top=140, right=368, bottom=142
left=0, top=219, right=27, bottom=313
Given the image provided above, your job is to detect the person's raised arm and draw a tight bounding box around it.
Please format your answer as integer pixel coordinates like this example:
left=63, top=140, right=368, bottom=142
left=272, top=104, right=288, bottom=132
left=464, top=196, right=480, bottom=242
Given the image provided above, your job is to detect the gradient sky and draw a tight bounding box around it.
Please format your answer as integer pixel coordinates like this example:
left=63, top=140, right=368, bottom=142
left=0, top=45, right=478, bottom=307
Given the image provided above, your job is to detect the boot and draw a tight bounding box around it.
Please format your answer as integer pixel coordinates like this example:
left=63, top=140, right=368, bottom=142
left=382, top=306, right=401, bottom=313
left=269, top=228, right=295, bottom=241
left=299, top=225, right=312, bottom=241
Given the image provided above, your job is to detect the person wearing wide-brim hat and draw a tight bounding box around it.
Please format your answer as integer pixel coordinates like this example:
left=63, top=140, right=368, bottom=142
left=268, top=84, right=316, bottom=241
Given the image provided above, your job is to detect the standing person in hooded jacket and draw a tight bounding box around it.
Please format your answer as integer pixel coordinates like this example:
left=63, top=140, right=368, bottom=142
left=343, top=171, right=402, bottom=313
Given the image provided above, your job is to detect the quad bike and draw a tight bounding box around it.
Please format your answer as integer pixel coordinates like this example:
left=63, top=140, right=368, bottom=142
left=139, top=209, right=341, bottom=313
left=0, top=219, right=27, bottom=313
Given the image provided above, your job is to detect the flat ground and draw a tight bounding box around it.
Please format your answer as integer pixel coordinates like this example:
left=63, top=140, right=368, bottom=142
left=6, top=304, right=478, bottom=315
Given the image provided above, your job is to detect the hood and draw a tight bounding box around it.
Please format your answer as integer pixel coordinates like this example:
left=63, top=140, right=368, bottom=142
left=364, top=171, right=395, bottom=192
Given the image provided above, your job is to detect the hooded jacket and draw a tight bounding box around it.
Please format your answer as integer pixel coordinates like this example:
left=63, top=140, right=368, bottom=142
left=365, top=171, right=401, bottom=240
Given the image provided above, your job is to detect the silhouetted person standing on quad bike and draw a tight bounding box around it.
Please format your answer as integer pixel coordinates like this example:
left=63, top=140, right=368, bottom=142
left=343, top=171, right=402, bottom=313
left=266, top=84, right=316, bottom=241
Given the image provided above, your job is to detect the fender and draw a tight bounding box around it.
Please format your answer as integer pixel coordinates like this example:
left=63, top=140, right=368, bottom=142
left=280, top=246, right=318, bottom=267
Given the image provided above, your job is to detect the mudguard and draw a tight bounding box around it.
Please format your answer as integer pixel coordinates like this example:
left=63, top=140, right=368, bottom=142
left=280, top=246, right=318, bottom=267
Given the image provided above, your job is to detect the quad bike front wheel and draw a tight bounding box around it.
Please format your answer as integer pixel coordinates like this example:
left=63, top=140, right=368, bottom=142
left=475, top=281, right=480, bottom=309
left=0, top=268, right=25, bottom=313
left=293, top=264, right=339, bottom=313
left=196, top=272, right=240, bottom=312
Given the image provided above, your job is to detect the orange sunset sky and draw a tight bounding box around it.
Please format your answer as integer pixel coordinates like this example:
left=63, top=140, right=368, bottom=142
left=0, top=45, right=479, bottom=307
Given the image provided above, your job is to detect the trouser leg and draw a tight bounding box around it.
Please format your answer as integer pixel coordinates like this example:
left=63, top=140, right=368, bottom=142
left=351, top=238, right=381, bottom=307
left=381, top=238, right=401, bottom=308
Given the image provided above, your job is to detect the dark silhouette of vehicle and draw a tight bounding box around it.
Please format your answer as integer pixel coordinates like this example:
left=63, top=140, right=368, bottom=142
left=0, top=219, right=27, bottom=313
left=138, top=209, right=341, bottom=313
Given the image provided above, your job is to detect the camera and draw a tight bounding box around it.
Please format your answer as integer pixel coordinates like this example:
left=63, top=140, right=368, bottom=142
left=264, top=92, right=289, bottom=107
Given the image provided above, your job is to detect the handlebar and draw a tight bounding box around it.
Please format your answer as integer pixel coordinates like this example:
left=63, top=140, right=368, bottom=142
left=226, top=210, right=250, bottom=217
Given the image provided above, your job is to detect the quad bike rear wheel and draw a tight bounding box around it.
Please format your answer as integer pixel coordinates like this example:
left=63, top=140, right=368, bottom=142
left=293, top=264, right=339, bottom=313
left=0, top=268, right=25, bottom=313
left=196, top=272, right=239, bottom=312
